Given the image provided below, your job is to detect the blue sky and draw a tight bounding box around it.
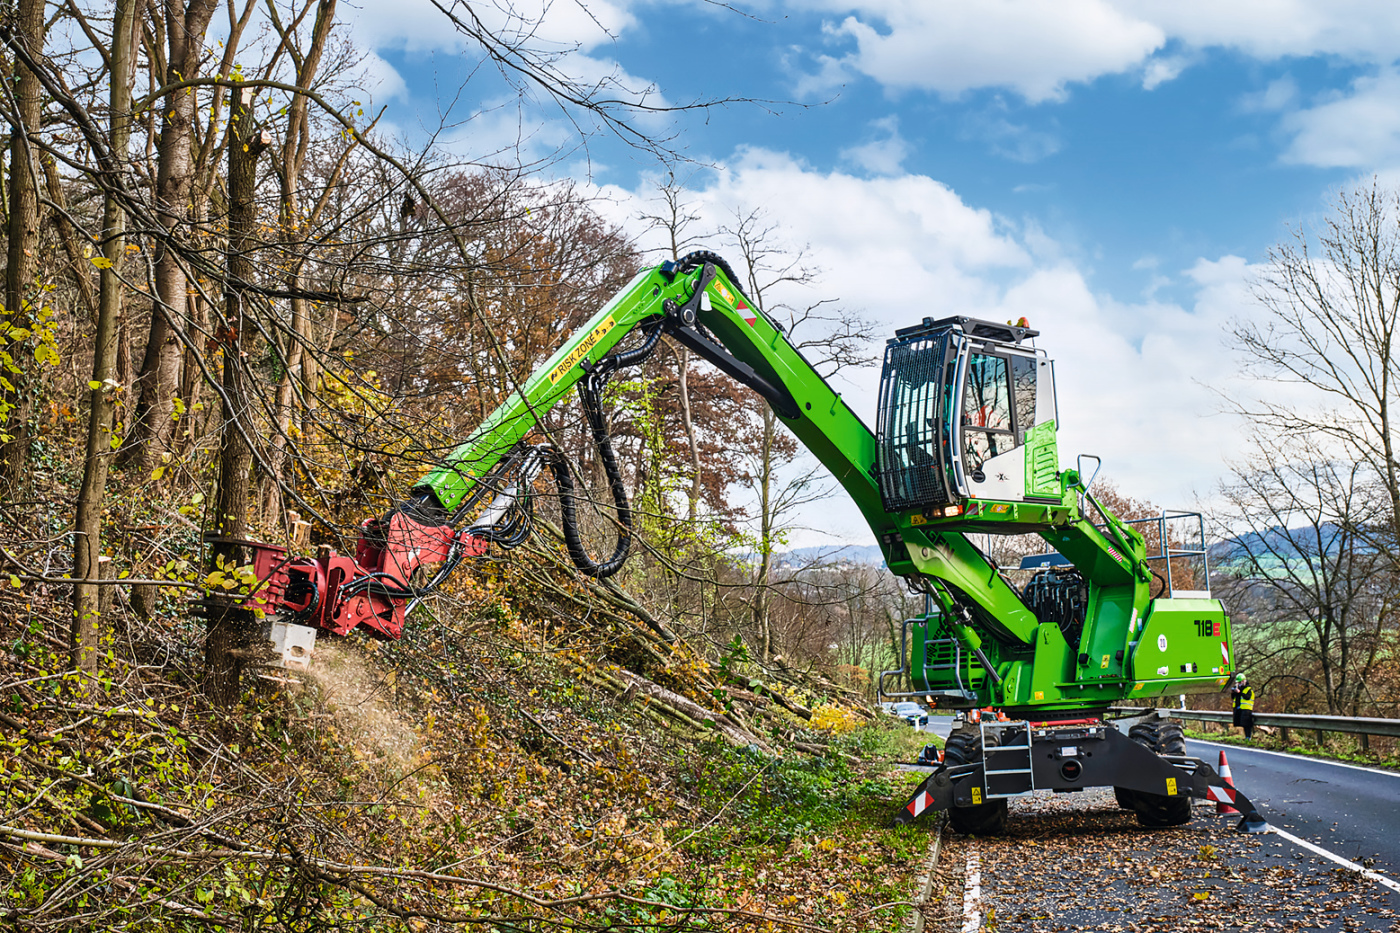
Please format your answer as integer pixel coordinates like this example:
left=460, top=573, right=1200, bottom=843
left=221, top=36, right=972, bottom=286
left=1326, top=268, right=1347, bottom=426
left=342, top=1, right=1400, bottom=546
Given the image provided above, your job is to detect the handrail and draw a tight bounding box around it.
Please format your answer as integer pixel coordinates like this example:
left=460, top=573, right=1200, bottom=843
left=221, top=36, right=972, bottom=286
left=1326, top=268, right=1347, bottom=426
left=1109, top=706, right=1400, bottom=740
left=1018, top=509, right=1212, bottom=598
left=877, top=619, right=978, bottom=703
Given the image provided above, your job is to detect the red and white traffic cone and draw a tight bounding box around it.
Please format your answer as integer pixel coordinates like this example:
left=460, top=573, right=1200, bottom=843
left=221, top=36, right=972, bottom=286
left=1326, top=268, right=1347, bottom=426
left=1216, top=750, right=1241, bottom=816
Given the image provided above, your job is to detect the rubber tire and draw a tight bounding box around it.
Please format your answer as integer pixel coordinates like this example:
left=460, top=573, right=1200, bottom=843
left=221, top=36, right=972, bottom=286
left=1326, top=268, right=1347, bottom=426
left=941, top=728, right=981, bottom=766
left=943, top=727, right=1009, bottom=836
left=1158, top=721, right=1186, bottom=756
left=1114, top=721, right=1164, bottom=809
left=1124, top=720, right=1192, bottom=828
left=1114, top=720, right=1185, bottom=810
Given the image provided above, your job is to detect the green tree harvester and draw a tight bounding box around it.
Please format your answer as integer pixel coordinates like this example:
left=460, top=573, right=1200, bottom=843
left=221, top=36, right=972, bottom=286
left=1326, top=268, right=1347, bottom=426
left=223, top=251, right=1267, bottom=835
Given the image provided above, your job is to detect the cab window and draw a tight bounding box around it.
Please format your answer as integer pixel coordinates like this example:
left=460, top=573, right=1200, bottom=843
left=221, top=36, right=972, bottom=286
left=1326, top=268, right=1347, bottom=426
left=963, top=354, right=1011, bottom=431
left=1011, top=355, right=1037, bottom=442
left=963, top=354, right=1013, bottom=472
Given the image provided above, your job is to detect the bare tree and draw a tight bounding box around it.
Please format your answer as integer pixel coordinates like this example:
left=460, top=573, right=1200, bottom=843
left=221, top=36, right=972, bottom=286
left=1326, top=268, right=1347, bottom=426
left=1222, top=181, right=1400, bottom=716
left=637, top=171, right=708, bottom=523
left=259, top=0, right=340, bottom=527
left=1234, top=181, right=1400, bottom=556
left=723, top=207, right=875, bottom=661
left=122, top=0, right=222, bottom=471
left=1212, top=436, right=1395, bottom=715
left=71, top=0, right=141, bottom=671
left=0, top=0, right=49, bottom=490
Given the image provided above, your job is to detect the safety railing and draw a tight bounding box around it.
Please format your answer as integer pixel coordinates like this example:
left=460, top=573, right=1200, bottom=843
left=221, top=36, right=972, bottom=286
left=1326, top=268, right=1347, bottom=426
left=877, top=619, right=979, bottom=704
left=1119, top=510, right=1212, bottom=598
left=1110, top=706, right=1400, bottom=742
left=1017, top=510, right=1213, bottom=598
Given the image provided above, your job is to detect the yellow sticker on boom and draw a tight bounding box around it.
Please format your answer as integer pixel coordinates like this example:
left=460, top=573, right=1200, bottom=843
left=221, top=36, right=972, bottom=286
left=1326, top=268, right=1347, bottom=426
left=1165, top=777, right=1177, bottom=796
left=970, top=787, right=983, bottom=805
left=548, top=314, right=616, bottom=384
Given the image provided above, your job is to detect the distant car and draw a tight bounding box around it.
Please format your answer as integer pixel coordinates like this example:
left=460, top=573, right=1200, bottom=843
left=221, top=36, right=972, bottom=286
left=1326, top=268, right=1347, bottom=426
left=887, top=701, right=930, bottom=728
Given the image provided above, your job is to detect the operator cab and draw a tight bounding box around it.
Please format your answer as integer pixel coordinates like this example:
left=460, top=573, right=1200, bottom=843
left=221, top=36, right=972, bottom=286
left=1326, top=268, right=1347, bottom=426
left=875, top=316, right=1059, bottom=514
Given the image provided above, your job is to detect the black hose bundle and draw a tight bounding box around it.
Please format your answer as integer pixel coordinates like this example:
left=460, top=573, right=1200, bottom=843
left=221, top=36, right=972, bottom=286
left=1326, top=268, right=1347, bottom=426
left=676, top=250, right=746, bottom=298
left=550, top=320, right=665, bottom=578
left=550, top=252, right=748, bottom=579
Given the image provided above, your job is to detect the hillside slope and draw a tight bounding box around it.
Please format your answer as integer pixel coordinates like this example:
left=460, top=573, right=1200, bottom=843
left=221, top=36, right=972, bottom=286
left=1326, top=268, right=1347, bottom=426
left=0, top=570, right=936, bottom=932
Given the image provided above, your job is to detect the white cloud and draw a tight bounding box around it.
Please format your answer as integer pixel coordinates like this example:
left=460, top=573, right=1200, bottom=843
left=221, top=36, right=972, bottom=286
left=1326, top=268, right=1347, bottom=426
left=1128, top=0, right=1400, bottom=62
left=1239, top=75, right=1299, bottom=113
left=1282, top=69, right=1400, bottom=168
left=1141, top=53, right=1193, bottom=90
left=961, top=112, right=1061, bottom=163
left=595, top=150, right=1257, bottom=544
left=435, top=98, right=583, bottom=168
left=810, top=0, right=1163, bottom=103
left=998, top=260, right=1255, bottom=509
left=795, top=1, right=1400, bottom=102
left=839, top=116, right=911, bottom=174
left=355, top=50, right=411, bottom=106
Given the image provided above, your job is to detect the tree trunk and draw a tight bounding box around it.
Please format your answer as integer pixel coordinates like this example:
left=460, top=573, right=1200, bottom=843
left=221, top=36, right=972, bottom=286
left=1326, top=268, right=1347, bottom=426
left=677, top=345, right=702, bottom=524
left=262, top=0, right=337, bottom=529
left=40, top=157, right=98, bottom=322
left=72, top=0, right=139, bottom=672
left=753, top=406, right=776, bottom=662
left=204, top=87, right=268, bottom=704
left=0, top=0, right=48, bottom=491
left=122, top=0, right=220, bottom=470
left=175, top=290, right=205, bottom=454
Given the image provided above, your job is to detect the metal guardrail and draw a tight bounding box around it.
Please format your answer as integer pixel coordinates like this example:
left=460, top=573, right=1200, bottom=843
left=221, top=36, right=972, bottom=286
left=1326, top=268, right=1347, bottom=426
left=1111, top=706, right=1400, bottom=740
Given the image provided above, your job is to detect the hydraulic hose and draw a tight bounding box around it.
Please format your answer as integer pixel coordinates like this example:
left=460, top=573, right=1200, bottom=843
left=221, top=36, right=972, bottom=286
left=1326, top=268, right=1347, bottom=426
left=549, top=320, right=665, bottom=578
left=550, top=376, right=633, bottom=578
left=546, top=252, right=741, bottom=578
left=676, top=250, right=746, bottom=300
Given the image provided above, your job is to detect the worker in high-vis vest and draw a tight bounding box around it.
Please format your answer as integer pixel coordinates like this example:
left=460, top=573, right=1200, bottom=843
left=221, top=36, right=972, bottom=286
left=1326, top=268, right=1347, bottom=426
left=1231, top=675, right=1256, bottom=741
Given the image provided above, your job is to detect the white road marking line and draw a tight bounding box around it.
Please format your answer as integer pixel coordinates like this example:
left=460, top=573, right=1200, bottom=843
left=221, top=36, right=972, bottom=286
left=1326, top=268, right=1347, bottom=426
left=1186, top=737, right=1400, bottom=779
left=1271, top=827, right=1400, bottom=896
left=961, top=846, right=981, bottom=933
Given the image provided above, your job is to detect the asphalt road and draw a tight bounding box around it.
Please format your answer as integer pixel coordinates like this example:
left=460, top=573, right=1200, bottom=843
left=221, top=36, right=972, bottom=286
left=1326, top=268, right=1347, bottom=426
left=1186, top=736, right=1400, bottom=881
left=921, top=718, right=1400, bottom=878
left=925, top=789, right=1400, bottom=932
left=905, top=720, right=1400, bottom=930
left=921, top=715, right=955, bottom=741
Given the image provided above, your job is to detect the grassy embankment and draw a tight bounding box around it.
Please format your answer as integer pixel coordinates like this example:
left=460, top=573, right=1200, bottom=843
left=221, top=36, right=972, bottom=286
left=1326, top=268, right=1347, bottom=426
left=0, top=585, right=942, bottom=931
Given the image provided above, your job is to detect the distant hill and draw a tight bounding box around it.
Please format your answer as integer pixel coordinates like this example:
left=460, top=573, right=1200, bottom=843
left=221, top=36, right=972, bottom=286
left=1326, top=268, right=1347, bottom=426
left=777, top=544, right=887, bottom=567
left=1209, top=523, right=1346, bottom=562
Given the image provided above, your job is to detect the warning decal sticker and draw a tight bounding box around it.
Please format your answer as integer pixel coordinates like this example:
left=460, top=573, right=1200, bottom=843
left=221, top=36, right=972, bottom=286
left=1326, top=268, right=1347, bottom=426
left=548, top=314, right=616, bottom=384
